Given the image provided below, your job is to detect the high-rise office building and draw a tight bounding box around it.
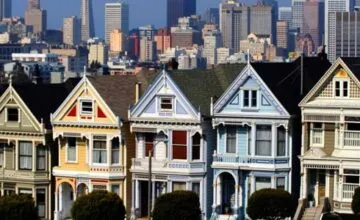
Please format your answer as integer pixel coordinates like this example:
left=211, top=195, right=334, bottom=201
left=25, top=0, right=46, bottom=35
left=88, top=41, right=108, bottom=65
left=0, top=0, right=11, bottom=20
left=80, top=0, right=95, bottom=42
left=277, top=20, right=289, bottom=50
left=220, top=0, right=249, bottom=53
left=139, top=37, right=157, bottom=62
left=325, top=0, right=355, bottom=62
left=250, top=5, right=272, bottom=41
left=109, top=29, right=125, bottom=53
left=279, top=7, right=292, bottom=27
left=261, top=0, right=278, bottom=46
left=105, top=2, right=129, bottom=44
left=202, top=8, right=220, bottom=25
left=333, top=12, right=360, bottom=59
left=303, top=0, right=324, bottom=51
left=203, top=29, right=222, bottom=65
left=63, top=16, right=81, bottom=45
left=292, top=0, right=305, bottom=31
left=167, top=0, right=196, bottom=28
left=155, top=28, right=171, bottom=54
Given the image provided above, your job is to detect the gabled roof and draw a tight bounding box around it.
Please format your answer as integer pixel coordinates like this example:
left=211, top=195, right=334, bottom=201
left=251, top=57, right=331, bottom=114
left=168, top=64, right=247, bottom=116
left=2, top=78, right=80, bottom=129
left=338, top=57, right=360, bottom=78
left=87, top=71, right=157, bottom=121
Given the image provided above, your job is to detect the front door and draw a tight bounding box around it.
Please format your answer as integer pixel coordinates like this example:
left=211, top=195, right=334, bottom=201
left=140, top=181, right=149, bottom=217
left=318, top=171, right=326, bottom=205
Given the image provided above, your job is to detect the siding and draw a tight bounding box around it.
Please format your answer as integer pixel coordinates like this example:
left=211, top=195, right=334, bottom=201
left=59, top=139, right=89, bottom=171
left=5, top=145, right=14, bottom=169
left=324, top=123, right=335, bottom=155
left=303, top=123, right=310, bottom=152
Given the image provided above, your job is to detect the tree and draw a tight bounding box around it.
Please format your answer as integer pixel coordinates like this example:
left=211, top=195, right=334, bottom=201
left=247, top=188, right=295, bottom=220
left=71, top=190, right=125, bottom=220
left=9, top=62, right=31, bottom=84
left=152, top=190, right=201, bottom=220
left=352, top=187, right=360, bottom=215
left=0, top=194, right=38, bottom=220
left=167, top=58, right=179, bottom=70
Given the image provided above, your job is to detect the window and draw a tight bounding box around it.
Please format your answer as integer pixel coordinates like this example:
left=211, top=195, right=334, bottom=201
left=243, top=90, right=257, bottom=108
left=19, top=141, right=32, bottom=170
left=173, top=182, right=186, bottom=191
left=36, top=189, right=46, bottom=218
left=192, top=182, right=200, bottom=195
left=93, top=136, right=107, bottom=164
left=7, top=108, right=19, bottom=122
left=67, top=138, right=76, bottom=162
left=334, top=80, right=349, bottom=97
left=0, top=142, right=5, bottom=167
left=80, top=100, right=93, bottom=114
left=226, top=127, right=236, bottom=153
left=192, top=133, right=201, bottom=160
left=172, top=131, right=187, bottom=160
left=93, top=185, right=107, bottom=191
left=160, top=97, right=172, bottom=111
left=256, top=125, right=272, bottom=156
left=277, top=127, right=286, bottom=156
left=255, top=177, right=271, bottom=191
left=111, top=138, right=120, bottom=164
left=276, top=177, right=285, bottom=190
left=311, top=123, right=323, bottom=146
left=36, top=146, right=46, bottom=170
left=145, top=133, right=155, bottom=157
left=19, top=188, right=32, bottom=195
left=247, top=126, right=252, bottom=155
left=111, top=184, right=120, bottom=196
left=344, top=169, right=360, bottom=184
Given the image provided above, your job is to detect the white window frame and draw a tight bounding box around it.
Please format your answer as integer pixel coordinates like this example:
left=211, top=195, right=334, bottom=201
left=66, top=137, right=77, bottom=163
left=242, top=89, right=258, bottom=109
left=35, top=187, right=47, bottom=218
left=225, top=126, right=237, bottom=154
left=333, top=79, right=350, bottom=98
left=79, top=98, right=94, bottom=115
left=310, top=122, right=324, bottom=147
left=6, top=107, right=20, bottom=122
left=159, top=97, right=173, bottom=112
left=276, top=176, right=286, bottom=190
left=92, top=135, right=107, bottom=165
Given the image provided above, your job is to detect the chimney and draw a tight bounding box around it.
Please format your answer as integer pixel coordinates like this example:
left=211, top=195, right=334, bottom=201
left=135, top=82, right=142, bottom=103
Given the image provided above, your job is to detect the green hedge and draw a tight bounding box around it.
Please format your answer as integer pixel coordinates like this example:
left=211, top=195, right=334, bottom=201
left=71, top=190, right=125, bottom=220
left=0, top=194, right=38, bottom=220
left=152, top=190, right=201, bottom=220
left=247, top=188, right=295, bottom=220
left=352, top=187, right=360, bottom=215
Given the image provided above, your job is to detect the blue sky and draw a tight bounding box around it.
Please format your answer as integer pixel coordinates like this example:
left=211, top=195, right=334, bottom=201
left=13, top=0, right=291, bottom=38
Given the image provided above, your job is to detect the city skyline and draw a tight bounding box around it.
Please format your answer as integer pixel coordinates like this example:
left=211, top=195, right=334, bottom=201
left=12, top=0, right=290, bottom=38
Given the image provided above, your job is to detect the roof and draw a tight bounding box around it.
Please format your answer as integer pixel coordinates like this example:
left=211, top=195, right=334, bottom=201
left=339, top=57, right=360, bottom=78
left=251, top=56, right=331, bottom=114
left=87, top=71, right=157, bottom=121
left=12, top=78, right=80, bottom=129
left=168, top=64, right=247, bottom=116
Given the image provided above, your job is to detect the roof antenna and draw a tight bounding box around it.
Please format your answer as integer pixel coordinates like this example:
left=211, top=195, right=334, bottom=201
left=247, top=49, right=250, bottom=65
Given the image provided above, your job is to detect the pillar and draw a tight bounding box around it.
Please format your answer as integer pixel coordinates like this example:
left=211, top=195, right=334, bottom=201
left=152, top=181, right=155, bottom=209
left=54, top=190, right=59, bottom=220
left=325, top=170, right=330, bottom=197
left=32, top=141, right=36, bottom=172
left=107, top=136, right=111, bottom=166
left=130, top=179, right=136, bottom=220
left=334, top=170, right=338, bottom=200
left=272, top=124, right=276, bottom=157
left=212, top=178, right=217, bottom=213
left=303, top=168, right=308, bottom=199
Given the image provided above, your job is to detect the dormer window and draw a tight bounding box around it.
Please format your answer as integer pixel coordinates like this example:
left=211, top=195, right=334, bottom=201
left=243, top=90, right=257, bottom=108
left=160, top=97, right=173, bottom=111
left=334, top=80, right=349, bottom=98
left=80, top=100, right=93, bottom=115
left=7, top=108, right=19, bottom=122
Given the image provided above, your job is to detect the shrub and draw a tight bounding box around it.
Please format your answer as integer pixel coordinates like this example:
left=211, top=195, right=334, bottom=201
left=71, top=190, right=125, bottom=220
left=0, top=194, right=38, bottom=220
left=152, top=190, right=201, bottom=220
left=247, top=188, right=295, bottom=220
left=322, top=212, right=341, bottom=220
left=352, top=187, right=360, bottom=215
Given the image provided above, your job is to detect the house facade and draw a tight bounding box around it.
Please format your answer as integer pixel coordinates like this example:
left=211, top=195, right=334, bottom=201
left=51, top=73, right=155, bottom=220
left=0, top=81, right=77, bottom=220
left=299, top=57, right=360, bottom=214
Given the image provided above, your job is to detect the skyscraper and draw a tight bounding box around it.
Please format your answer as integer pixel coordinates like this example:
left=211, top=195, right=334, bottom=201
left=279, top=7, right=292, bottom=26
left=261, top=0, right=278, bottom=46
left=80, top=0, right=95, bottom=42
left=303, top=0, right=324, bottom=51
left=105, top=2, right=129, bottom=44
left=63, top=16, right=81, bottom=45
left=0, top=0, right=11, bottom=20
left=202, top=8, right=220, bottom=25
left=25, top=0, right=46, bottom=35
left=167, top=0, right=196, bottom=28
left=325, top=0, right=355, bottom=62
left=277, top=20, right=289, bottom=50
left=220, top=0, right=249, bottom=53
left=250, top=4, right=272, bottom=41
left=292, top=0, right=305, bottom=31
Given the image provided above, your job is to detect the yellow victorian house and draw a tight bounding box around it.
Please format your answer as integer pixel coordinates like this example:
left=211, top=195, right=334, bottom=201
left=51, top=73, right=155, bottom=220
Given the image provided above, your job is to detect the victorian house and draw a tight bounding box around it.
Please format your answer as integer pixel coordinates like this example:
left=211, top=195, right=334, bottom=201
left=0, top=80, right=78, bottom=220
left=298, top=57, right=360, bottom=217
left=210, top=57, right=330, bottom=220
left=51, top=73, right=154, bottom=220
left=129, top=67, right=244, bottom=219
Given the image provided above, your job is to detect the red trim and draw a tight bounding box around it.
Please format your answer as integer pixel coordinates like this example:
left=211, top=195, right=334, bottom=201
left=97, top=107, right=106, bottom=118
left=67, top=105, right=77, bottom=117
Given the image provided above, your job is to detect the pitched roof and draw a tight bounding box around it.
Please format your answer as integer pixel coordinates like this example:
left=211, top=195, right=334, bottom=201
left=251, top=57, right=331, bottom=114
left=12, top=78, right=80, bottom=129
left=340, top=57, right=360, bottom=77
left=168, top=64, right=247, bottom=116
left=87, top=71, right=157, bottom=121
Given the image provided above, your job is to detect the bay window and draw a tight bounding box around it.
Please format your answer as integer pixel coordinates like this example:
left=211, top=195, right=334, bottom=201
left=172, top=131, right=187, bottom=160
left=256, top=125, right=272, bottom=156
left=226, top=127, right=236, bottom=153
left=19, top=141, right=32, bottom=170
left=93, top=136, right=107, bottom=164
left=311, top=123, right=324, bottom=146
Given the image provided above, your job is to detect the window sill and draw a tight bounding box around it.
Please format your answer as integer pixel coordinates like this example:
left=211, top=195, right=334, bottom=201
left=65, top=161, right=78, bottom=164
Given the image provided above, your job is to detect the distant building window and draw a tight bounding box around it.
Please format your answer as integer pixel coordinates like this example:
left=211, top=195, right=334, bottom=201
left=243, top=90, right=257, bottom=108
left=334, top=80, right=349, bottom=98
left=192, top=182, right=200, bottom=195
left=80, top=100, right=93, bottom=115
left=67, top=138, right=76, bottom=162
left=7, top=108, right=18, bottom=122
left=160, top=97, right=173, bottom=111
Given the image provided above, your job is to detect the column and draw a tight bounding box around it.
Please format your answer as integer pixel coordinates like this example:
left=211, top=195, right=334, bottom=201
left=89, top=136, right=92, bottom=166
left=130, top=179, right=136, bottom=220
left=152, top=181, right=155, bottom=209
left=234, top=182, right=239, bottom=213
left=325, top=170, right=330, bottom=197
left=32, top=141, right=36, bottom=172
left=303, top=168, right=308, bottom=199
left=187, top=131, right=191, bottom=162
left=119, top=137, right=123, bottom=166
left=250, top=175, right=255, bottom=194
left=334, top=170, right=338, bottom=200
left=338, top=174, right=343, bottom=201
left=272, top=124, right=276, bottom=157
left=285, top=127, right=289, bottom=157
left=54, top=190, right=59, bottom=220
left=15, top=140, right=18, bottom=170
left=107, top=136, right=111, bottom=166
left=212, top=179, right=217, bottom=212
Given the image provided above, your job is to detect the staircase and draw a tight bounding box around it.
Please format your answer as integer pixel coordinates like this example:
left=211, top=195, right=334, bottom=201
left=301, top=206, right=323, bottom=220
